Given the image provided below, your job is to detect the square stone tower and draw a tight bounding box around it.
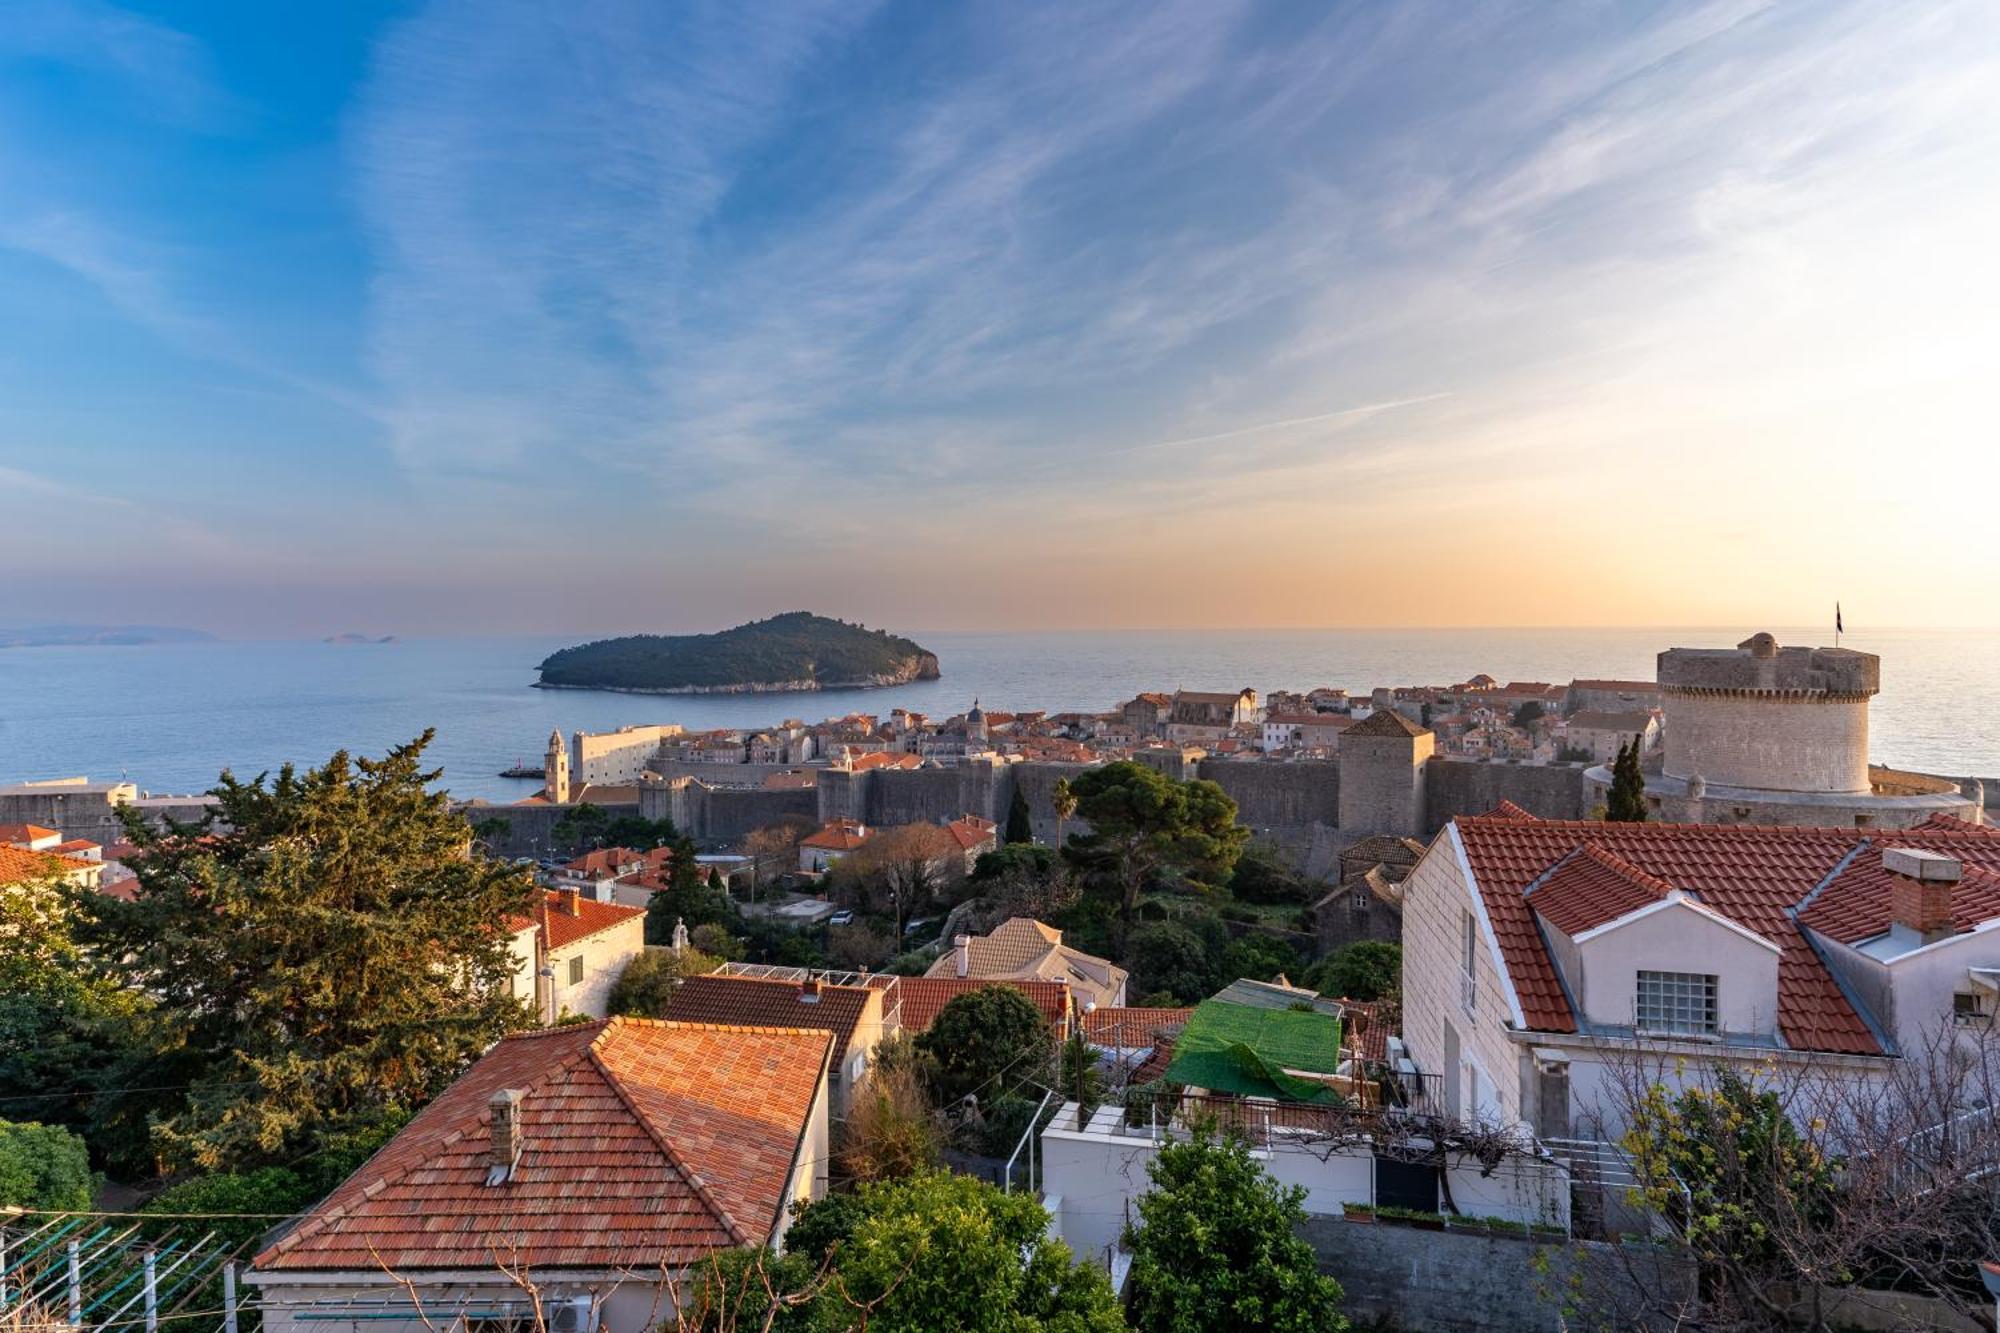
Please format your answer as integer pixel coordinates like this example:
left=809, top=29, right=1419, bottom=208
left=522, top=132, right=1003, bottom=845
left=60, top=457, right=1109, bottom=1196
left=1337, top=710, right=1434, bottom=836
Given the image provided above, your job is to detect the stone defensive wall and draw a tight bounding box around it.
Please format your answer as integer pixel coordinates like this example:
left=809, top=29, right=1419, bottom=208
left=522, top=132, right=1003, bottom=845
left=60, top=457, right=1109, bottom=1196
left=458, top=798, right=641, bottom=858
left=1422, top=759, right=1590, bottom=831
left=0, top=787, right=217, bottom=844
left=1194, top=758, right=1340, bottom=833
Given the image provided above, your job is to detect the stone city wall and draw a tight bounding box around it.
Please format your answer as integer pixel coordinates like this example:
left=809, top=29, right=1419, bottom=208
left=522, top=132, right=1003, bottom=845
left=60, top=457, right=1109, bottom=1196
left=1423, top=759, right=1590, bottom=831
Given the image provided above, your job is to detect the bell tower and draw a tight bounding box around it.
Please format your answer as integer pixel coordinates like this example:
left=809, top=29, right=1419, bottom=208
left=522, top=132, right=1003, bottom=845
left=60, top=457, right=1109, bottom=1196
left=545, top=728, right=572, bottom=804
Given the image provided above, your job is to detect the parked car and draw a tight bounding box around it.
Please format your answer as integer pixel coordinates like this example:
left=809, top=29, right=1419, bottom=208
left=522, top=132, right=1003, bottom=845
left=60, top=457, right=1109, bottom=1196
left=904, top=917, right=935, bottom=937
left=827, top=909, right=855, bottom=927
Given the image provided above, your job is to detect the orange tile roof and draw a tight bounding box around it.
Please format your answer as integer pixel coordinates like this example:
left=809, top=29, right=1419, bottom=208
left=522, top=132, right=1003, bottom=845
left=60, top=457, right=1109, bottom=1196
left=564, top=846, right=645, bottom=876
left=800, top=819, right=870, bottom=851
left=1799, top=851, right=2000, bottom=946
left=0, top=845, right=94, bottom=885
left=511, top=891, right=646, bottom=951
left=1346, top=710, right=1429, bottom=739
left=0, top=824, right=60, bottom=843
left=1081, top=1007, right=1192, bottom=1047
left=254, top=1018, right=831, bottom=1272
left=1528, top=844, right=1674, bottom=936
left=1453, top=814, right=2000, bottom=1056
left=882, top=976, right=1071, bottom=1035
left=664, top=975, right=875, bottom=1065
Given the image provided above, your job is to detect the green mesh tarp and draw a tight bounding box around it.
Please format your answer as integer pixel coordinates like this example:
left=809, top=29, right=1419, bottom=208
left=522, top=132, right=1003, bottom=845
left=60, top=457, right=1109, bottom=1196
left=1163, top=999, right=1345, bottom=1103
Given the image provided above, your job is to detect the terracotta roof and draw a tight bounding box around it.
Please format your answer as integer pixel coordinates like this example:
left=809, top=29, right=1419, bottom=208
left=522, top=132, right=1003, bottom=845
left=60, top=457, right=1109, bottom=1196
left=564, top=846, right=645, bottom=876
left=1481, top=800, right=1539, bottom=821
left=1919, top=813, right=1987, bottom=832
left=511, top=891, right=646, bottom=951
left=1340, top=999, right=1390, bottom=1063
left=882, top=976, right=1071, bottom=1035
left=801, top=819, right=870, bottom=851
left=1345, top=710, right=1429, bottom=739
left=1081, top=1007, right=1193, bottom=1047
left=924, top=918, right=1128, bottom=1007
left=1799, top=850, right=2000, bottom=945
left=253, top=1018, right=831, bottom=1272
left=0, top=845, right=94, bottom=884
left=1528, top=844, right=1675, bottom=936
left=1453, top=814, right=2000, bottom=1056
left=663, top=975, right=876, bottom=1065
left=0, top=823, right=60, bottom=843
left=945, top=815, right=999, bottom=852
left=1129, top=1033, right=1177, bottom=1084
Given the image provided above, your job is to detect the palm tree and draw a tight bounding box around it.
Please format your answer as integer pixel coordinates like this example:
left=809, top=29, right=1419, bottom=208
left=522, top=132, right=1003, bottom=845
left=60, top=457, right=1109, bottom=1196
left=1051, top=778, right=1077, bottom=850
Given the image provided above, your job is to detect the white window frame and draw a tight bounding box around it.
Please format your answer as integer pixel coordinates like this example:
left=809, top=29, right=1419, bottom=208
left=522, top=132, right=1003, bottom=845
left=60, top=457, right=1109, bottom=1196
left=1460, top=910, right=1478, bottom=1013
left=1635, top=969, right=1718, bottom=1038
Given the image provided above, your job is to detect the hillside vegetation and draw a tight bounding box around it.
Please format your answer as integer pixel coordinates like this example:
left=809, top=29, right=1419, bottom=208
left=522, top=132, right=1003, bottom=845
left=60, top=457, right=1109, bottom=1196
left=535, top=611, right=940, bottom=692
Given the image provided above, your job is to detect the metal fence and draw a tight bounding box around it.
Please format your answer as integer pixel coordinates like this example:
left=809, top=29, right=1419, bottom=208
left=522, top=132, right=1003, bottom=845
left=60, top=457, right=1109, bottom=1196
left=0, top=1212, right=261, bottom=1333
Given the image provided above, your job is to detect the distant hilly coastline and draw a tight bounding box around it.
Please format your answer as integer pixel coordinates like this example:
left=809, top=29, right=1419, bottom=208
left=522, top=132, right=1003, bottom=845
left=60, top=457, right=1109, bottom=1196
left=325, top=633, right=399, bottom=644
left=535, top=612, right=941, bottom=694
left=0, top=624, right=218, bottom=648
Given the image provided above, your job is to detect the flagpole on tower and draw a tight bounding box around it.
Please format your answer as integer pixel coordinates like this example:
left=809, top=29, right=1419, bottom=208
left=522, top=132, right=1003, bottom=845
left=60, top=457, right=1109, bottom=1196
left=1836, top=602, right=1844, bottom=648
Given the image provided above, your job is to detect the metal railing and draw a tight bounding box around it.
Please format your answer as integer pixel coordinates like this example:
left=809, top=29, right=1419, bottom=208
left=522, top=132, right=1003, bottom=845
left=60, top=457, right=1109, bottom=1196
left=1542, top=1136, right=1688, bottom=1241
left=1003, top=1089, right=1060, bottom=1194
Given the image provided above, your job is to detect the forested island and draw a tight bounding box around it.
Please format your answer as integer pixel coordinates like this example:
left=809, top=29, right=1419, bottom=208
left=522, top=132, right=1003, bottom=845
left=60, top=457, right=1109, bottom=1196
left=534, top=612, right=941, bottom=693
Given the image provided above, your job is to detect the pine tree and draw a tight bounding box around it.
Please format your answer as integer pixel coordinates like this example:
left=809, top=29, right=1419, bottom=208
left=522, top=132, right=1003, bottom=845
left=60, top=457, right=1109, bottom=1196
left=1607, top=735, right=1649, bottom=823
left=1004, top=782, right=1033, bottom=844
left=91, top=732, right=535, bottom=1173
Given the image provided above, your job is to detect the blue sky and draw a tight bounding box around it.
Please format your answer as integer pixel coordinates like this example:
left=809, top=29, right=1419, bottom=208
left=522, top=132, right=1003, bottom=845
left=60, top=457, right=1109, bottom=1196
left=4, top=0, right=1997, bottom=636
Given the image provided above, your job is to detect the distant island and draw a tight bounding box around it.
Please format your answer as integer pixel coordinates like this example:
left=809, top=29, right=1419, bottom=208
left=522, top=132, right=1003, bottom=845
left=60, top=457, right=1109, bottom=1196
left=0, top=623, right=217, bottom=648
left=325, top=633, right=399, bottom=644
left=535, top=612, right=941, bottom=694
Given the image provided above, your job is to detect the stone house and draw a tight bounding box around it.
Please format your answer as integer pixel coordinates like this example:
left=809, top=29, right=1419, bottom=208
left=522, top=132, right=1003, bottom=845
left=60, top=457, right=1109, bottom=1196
left=509, top=889, right=647, bottom=1024
left=1312, top=835, right=1427, bottom=955
left=927, top=917, right=1128, bottom=1010
left=1164, top=689, right=1260, bottom=744
left=247, top=1018, right=832, bottom=1333
left=1559, top=709, right=1659, bottom=764
left=798, top=817, right=870, bottom=872
left=1400, top=806, right=2000, bottom=1138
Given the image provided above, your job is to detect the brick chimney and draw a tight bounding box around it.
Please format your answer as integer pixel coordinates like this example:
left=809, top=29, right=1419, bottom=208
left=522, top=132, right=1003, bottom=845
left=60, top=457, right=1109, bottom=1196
left=559, top=887, right=582, bottom=916
left=800, top=975, right=821, bottom=1003
left=1884, top=847, right=1959, bottom=942
left=953, top=934, right=971, bottom=978
left=486, top=1088, right=524, bottom=1185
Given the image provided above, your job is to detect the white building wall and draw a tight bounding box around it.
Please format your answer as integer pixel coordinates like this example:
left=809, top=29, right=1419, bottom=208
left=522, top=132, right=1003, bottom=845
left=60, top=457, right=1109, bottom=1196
left=547, top=916, right=645, bottom=1021
left=1568, top=903, right=1781, bottom=1038
left=1398, top=830, right=1528, bottom=1125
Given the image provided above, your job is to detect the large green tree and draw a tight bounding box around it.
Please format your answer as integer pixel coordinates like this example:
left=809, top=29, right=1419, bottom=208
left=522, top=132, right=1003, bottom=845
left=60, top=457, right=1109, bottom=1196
left=915, top=985, right=1051, bottom=1108
left=0, top=868, right=151, bottom=1159
left=1306, top=941, right=1401, bottom=1003
left=88, top=732, right=535, bottom=1173
left=684, top=1171, right=1123, bottom=1333
left=0, top=1119, right=93, bottom=1211
left=1061, top=761, right=1248, bottom=948
left=1127, top=1128, right=1348, bottom=1333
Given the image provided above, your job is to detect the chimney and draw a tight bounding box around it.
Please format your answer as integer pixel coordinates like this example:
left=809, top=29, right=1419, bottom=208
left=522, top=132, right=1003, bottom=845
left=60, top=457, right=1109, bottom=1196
left=559, top=887, right=581, bottom=916
left=800, top=976, right=821, bottom=1003
left=953, top=934, right=971, bottom=978
left=487, top=1088, right=524, bottom=1185
left=1884, top=847, right=1960, bottom=941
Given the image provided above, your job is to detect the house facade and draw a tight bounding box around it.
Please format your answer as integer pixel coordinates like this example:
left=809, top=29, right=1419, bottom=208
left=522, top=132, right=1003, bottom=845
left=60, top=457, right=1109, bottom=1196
left=1401, top=808, right=2000, bottom=1137
left=510, top=889, right=647, bottom=1024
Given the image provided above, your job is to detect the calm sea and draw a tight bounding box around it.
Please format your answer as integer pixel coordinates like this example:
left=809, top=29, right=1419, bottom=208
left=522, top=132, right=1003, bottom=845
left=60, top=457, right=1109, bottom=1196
left=0, top=627, right=1991, bottom=803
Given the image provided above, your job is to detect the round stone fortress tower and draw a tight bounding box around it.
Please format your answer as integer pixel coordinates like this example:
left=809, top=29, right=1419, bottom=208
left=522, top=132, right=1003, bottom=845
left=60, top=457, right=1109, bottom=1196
left=1659, top=631, right=1877, bottom=794
left=1585, top=632, right=1980, bottom=828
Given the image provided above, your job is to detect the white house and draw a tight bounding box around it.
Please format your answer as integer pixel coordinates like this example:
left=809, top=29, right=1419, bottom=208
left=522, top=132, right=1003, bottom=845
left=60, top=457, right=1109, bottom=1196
left=510, top=889, right=646, bottom=1024
left=1399, top=807, right=2000, bottom=1138
left=248, top=1018, right=832, bottom=1333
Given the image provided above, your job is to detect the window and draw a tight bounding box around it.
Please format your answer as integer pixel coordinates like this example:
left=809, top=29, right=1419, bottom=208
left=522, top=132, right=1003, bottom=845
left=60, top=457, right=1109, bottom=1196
left=1349, top=888, right=1370, bottom=920
left=1954, top=992, right=1989, bottom=1027
left=1635, top=970, right=1718, bottom=1037
left=567, top=955, right=585, bottom=986
left=1460, top=911, right=1478, bottom=1011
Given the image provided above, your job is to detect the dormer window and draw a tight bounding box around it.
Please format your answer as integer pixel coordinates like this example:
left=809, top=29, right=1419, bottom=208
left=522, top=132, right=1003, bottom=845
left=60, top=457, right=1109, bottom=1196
left=1635, top=970, right=1718, bottom=1038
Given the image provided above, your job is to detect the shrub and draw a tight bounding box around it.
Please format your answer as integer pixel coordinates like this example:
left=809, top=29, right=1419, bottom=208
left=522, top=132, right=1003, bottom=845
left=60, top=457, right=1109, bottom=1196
left=0, top=1120, right=93, bottom=1211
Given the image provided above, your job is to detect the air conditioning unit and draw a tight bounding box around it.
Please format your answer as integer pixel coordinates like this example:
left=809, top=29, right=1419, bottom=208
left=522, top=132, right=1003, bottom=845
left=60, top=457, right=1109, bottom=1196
left=547, top=1296, right=595, bottom=1333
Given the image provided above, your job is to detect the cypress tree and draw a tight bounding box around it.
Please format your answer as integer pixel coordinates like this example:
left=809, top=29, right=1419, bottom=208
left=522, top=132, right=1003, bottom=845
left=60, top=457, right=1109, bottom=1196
left=1004, top=783, right=1033, bottom=844
left=1607, top=735, right=1649, bottom=822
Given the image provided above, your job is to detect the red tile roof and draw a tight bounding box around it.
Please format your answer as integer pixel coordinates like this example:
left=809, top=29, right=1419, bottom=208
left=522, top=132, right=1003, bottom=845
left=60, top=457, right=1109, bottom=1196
left=1081, top=1007, right=1192, bottom=1047
left=564, top=846, right=645, bottom=876
left=1453, top=814, right=2000, bottom=1056
left=664, top=975, right=876, bottom=1065
left=0, top=823, right=60, bottom=843
left=0, top=845, right=94, bottom=885
left=878, top=976, right=1071, bottom=1036
left=1798, top=851, right=2000, bottom=946
left=1528, top=844, right=1673, bottom=937
left=801, top=819, right=870, bottom=851
left=511, top=891, right=646, bottom=951
left=254, top=1018, right=831, bottom=1272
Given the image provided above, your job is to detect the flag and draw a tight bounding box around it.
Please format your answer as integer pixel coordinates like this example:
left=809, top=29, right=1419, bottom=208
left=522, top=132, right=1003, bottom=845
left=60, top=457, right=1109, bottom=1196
left=1837, top=603, right=1844, bottom=636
